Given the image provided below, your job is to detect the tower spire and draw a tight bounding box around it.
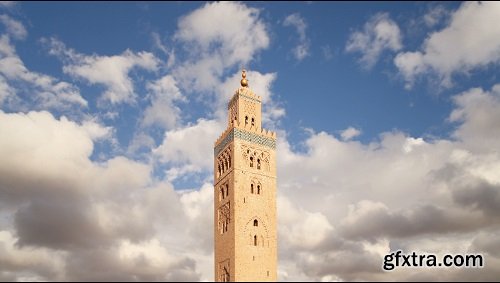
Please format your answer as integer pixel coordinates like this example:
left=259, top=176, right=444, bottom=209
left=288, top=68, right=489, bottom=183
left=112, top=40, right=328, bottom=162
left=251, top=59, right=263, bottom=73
left=240, top=69, right=249, bottom=88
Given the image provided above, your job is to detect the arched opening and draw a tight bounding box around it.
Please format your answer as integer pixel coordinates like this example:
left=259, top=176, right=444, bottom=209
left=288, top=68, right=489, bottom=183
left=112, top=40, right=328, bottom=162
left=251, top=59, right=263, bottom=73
left=257, top=159, right=261, bottom=170
left=226, top=184, right=229, bottom=197
left=250, top=156, right=254, bottom=167
left=254, top=235, right=257, bottom=246
left=218, top=164, right=221, bottom=177
left=228, top=154, right=231, bottom=168
left=220, top=188, right=224, bottom=200
left=254, top=219, right=258, bottom=227
left=251, top=117, right=255, bottom=126
left=224, top=158, right=228, bottom=172
left=245, top=116, right=248, bottom=125
left=257, top=185, right=261, bottom=195
left=251, top=184, right=254, bottom=194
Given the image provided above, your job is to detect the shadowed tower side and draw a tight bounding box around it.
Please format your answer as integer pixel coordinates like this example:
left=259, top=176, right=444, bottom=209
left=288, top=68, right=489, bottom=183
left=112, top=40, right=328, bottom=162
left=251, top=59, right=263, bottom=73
left=214, top=70, right=277, bottom=282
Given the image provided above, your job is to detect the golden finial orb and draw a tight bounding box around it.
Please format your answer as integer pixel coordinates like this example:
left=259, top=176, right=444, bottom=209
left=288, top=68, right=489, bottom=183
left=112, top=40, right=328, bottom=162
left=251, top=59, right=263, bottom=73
left=240, top=69, right=248, bottom=87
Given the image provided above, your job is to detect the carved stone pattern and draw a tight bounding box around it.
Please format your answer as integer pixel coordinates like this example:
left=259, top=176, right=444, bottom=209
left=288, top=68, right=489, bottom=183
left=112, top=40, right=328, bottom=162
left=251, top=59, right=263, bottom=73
left=218, top=202, right=231, bottom=232
left=218, top=259, right=230, bottom=282
left=243, top=100, right=255, bottom=115
left=227, top=93, right=260, bottom=109
left=230, top=105, right=237, bottom=123
left=240, top=144, right=271, bottom=171
left=214, top=128, right=275, bottom=156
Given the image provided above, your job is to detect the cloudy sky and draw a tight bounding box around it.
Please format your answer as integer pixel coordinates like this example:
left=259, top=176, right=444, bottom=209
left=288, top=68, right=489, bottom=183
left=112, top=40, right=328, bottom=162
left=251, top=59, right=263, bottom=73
left=1, top=1, right=500, bottom=281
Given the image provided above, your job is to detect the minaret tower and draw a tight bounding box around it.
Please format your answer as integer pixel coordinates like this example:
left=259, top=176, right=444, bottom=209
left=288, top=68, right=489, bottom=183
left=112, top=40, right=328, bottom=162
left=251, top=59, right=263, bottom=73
left=214, top=70, right=277, bottom=282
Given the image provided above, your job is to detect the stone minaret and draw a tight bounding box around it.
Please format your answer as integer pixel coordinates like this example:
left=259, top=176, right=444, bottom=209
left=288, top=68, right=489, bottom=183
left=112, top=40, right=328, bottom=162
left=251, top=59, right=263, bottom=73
left=214, top=70, right=277, bottom=282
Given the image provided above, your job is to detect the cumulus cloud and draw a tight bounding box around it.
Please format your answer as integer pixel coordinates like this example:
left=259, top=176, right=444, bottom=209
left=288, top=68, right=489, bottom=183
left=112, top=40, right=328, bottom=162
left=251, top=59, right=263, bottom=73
left=0, top=35, right=87, bottom=109
left=173, top=1, right=269, bottom=92
left=0, top=14, right=26, bottom=40
left=283, top=13, right=310, bottom=61
left=340, top=126, right=361, bottom=141
left=3, top=3, right=500, bottom=282
left=395, top=2, right=500, bottom=88
left=44, top=37, right=159, bottom=105
left=0, top=110, right=215, bottom=281
left=141, top=75, right=186, bottom=130
left=154, top=119, right=224, bottom=181
left=275, top=84, right=500, bottom=280
left=346, top=12, right=402, bottom=69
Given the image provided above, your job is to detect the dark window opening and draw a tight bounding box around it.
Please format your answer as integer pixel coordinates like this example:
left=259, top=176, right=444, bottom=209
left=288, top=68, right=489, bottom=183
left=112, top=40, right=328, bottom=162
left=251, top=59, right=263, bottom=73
left=254, top=219, right=258, bottom=227
left=250, top=157, right=254, bottom=167
left=257, top=159, right=261, bottom=170
left=251, top=184, right=254, bottom=194
left=254, top=235, right=257, bottom=246
left=257, top=185, right=261, bottom=195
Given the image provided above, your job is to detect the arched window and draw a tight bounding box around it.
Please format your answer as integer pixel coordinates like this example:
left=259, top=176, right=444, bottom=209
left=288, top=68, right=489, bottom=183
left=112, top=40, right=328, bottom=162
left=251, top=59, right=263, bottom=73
left=257, top=185, right=261, bottom=195
left=245, top=116, right=248, bottom=125
left=254, top=235, right=257, bottom=246
left=218, top=164, right=221, bottom=177
left=226, top=184, right=229, bottom=197
left=228, top=154, right=231, bottom=168
left=257, top=159, right=261, bottom=170
left=224, top=158, right=228, bottom=172
left=221, top=187, right=225, bottom=200
left=250, top=156, right=254, bottom=167
left=251, top=184, right=254, bottom=194
left=254, top=219, right=258, bottom=227
left=251, top=117, right=255, bottom=126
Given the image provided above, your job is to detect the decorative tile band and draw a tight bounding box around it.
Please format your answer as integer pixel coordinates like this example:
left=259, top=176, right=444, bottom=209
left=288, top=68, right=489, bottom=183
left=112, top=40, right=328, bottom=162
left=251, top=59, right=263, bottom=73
left=214, top=128, right=276, bottom=155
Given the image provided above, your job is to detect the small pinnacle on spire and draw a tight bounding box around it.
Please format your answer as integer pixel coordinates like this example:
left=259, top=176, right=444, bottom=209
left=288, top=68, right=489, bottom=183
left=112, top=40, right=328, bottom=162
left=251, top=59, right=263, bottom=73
left=240, top=69, right=249, bottom=87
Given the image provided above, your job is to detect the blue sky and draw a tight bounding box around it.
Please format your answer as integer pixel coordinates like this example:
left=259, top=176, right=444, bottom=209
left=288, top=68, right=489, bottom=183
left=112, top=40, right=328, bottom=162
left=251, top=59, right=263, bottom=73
left=1, top=1, right=500, bottom=281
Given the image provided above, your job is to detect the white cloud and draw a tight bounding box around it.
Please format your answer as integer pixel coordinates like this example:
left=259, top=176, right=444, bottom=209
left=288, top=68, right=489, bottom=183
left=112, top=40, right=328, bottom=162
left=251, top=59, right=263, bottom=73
left=0, top=14, right=26, bottom=40
left=154, top=118, right=224, bottom=178
left=340, top=126, right=361, bottom=141
left=283, top=13, right=310, bottom=61
left=0, top=35, right=87, bottom=109
left=0, top=74, right=14, bottom=104
left=44, top=37, right=159, bottom=105
left=151, top=32, right=175, bottom=68
left=279, top=196, right=333, bottom=250
left=275, top=84, right=500, bottom=280
left=346, top=12, right=402, bottom=69
left=141, top=75, right=185, bottom=130
left=173, top=1, right=269, bottom=93
left=395, top=2, right=500, bottom=88
left=0, top=110, right=213, bottom=281
left=0, top=231, right=65, bottom=281
left=449, top=84, right=500, bottom=153
left=423, top=5, right=449, bottom=28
